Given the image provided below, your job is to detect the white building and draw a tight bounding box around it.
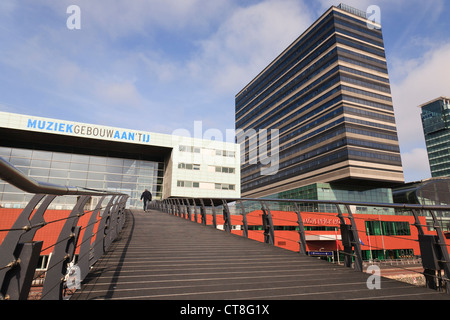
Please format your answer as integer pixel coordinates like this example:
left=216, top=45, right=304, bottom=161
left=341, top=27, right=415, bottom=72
left=0, top=111, right=240, bottom=209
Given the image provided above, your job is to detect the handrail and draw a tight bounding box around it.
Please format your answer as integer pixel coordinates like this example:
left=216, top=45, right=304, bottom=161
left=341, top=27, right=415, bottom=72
left=167, top=196, right=450, bottom=213
left=0, top=156, right=129, bottom=300
left=0, top=156, right=126, bottom=196
left=155, top=196, right=450, bottom=294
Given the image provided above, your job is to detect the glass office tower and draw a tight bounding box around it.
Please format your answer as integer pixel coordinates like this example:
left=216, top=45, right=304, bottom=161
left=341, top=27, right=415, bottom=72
left=236, top=3, right=404, bottom=199
left=420, top=97, right=450, bottom=177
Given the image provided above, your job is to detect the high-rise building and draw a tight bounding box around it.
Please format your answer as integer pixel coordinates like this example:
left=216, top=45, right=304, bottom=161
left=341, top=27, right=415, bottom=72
left=420, top=96, right=450, bottom=177
left=235, top=3, right=404, bottom=199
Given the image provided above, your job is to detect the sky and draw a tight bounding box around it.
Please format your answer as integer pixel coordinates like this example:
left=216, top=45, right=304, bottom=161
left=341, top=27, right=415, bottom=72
left=0, top=0, right=449, bottom=183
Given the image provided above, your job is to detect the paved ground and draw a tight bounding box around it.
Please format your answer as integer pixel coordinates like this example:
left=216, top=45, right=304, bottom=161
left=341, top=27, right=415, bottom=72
left=70, top=209, right=450, bottom=300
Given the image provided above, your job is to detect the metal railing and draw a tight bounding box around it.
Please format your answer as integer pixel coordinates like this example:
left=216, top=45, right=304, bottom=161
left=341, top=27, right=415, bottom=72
left=0, top=156, right=129, bottom=300
left=152, top=197, right=450, bottom=294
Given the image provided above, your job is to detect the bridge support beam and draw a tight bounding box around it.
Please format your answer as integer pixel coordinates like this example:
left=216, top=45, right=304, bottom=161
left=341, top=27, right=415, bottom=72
left=336, top=204, right=363, bottom=272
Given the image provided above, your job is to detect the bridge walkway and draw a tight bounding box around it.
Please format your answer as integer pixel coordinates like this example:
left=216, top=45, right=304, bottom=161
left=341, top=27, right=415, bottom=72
left=71, top=209, right=450, bottom=300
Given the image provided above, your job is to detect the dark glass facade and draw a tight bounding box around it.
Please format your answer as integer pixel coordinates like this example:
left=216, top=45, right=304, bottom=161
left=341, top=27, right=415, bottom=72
left=420, top=97, right=450, bottom=177
left=392, top=178, right=450, bottom=232
left=263, top=182, right=394, bottom=215
left=236, top=4, right=404, bottom=198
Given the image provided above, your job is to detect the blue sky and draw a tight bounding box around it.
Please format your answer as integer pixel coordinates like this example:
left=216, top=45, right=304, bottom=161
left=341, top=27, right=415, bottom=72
left=1, top=0, right=449, bottom=183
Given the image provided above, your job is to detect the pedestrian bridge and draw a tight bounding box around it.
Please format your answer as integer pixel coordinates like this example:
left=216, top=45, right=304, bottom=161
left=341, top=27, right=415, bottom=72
left=1, top=155, right=450, bottom=303
left=69, top=208, right=448, bottom=300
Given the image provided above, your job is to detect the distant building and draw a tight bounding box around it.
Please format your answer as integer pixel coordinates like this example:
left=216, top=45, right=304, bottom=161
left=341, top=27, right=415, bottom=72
left=235, top=3, right=404, bottom=201
left=420, top=96, right=450, bottom=177
left=393, top=177, right=450, bottom=233
left=0, top=111, right=240, bottom=209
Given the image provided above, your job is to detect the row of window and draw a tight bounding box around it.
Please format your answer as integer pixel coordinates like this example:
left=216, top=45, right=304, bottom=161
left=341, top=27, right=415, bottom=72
left=177, top=163, right=236, bottom=174
left=237, top=47, right=391, bottom=137
left=236, top=44, right=339, bottom=126
left=239, top=81, right=396, bottom=164
left=215, top=166, right=236, bottom=174
left=365, top=221, right=411, bottom=236
left=179, top=145, right=236, bottom=158
left=237, top=10, right=387, bottom=125
left=178, top=163, right=200, bottom=170
left=236, top=12, right=337, bottom=111
left=242, top=148, right=348, bottom=191
left=241, top=119, right=400, bottom=184
left=177, top=180, right=200, bottom=188
left=176, top=180, right=236, bottom=190
left=237, top=6, right=383, bottom=111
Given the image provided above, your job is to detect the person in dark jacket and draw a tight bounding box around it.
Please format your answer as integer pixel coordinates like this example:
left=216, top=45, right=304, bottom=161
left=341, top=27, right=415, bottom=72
left=140, top=189, right=152, bottom=212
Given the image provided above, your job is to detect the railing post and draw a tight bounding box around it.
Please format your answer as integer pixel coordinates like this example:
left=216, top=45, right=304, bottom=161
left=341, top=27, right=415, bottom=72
left=260, top=202, right=275, bottom=246
left=185, top=199, right=191, bottom=221
left=222, top=200, right=232, bottom=233
left=41, top=195, right=90, bottom=300
left=0, top=241, right=43, bottom=300
left=412, top=208, right=450, bottom=293
left=170, top=199, right=175, bottom=215
left=210, top=199, right=217, bottom=229
left=336, top=204, right=363, bottom=272
left=176, top=199, right=182, bottom=218
left=199, top=198, right=207, bottom=225
left=171, top=199, right=176, bottom=215
left=345, top=205, right=363, bottom=272
left=0, top=194, right=49, bottom=300
left=167, top=199, right=172, bottom=214
left=104, top=196, right=120, bottom=252
left=192, top=199, right=198, bottom=223
left=77, top=195, right=106, bottom=281
left=428, top=209, right=450, bottom=293
left=91, top=196, right=116, bottom=264
left=238, top=201, right=248, bottom=239
left=294, top=203, right=307, bottom=255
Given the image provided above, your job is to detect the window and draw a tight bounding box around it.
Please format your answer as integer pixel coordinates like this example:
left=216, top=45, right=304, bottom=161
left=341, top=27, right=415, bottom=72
left=179, top=145, right=201, bottom=153
left=214, top=166, right=236, bottom=174
left=178, top=163, right=201, bottom=171
left=365, top=221, right=411, bottom=236
left=178, top=180, right=201, bottom=189
left=215, top=183, right=236, bottom=190
left=215, top=150, right=236, bottom=158
left=36, top=255, right=50, bottom=270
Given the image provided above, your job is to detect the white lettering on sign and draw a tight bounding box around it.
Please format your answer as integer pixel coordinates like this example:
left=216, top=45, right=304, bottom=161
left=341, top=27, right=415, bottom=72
left=304, top=217, right=340, bottom=226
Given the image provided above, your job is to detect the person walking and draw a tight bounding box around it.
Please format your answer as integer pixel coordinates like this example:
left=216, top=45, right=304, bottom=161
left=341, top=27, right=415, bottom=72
left=140, top=189, right=152, bottom=212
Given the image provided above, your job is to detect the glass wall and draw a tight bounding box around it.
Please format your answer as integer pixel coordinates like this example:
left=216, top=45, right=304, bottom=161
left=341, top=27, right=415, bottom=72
left=0, top=146, right=164, bottom=209
left=265, top=183, right=394, bottom=214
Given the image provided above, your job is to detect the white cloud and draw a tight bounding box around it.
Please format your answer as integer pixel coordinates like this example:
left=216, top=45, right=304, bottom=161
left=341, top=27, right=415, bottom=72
left=53, top=0, right=231, bottom=39
left=187, top=0, right=314, bottom=94
left=401, top=148, right=431, bottom=182
left=389, top=42, right=450, bottom=182
left=391, top=42, right=450, bottom=148
left=95, top=80, right=142, bottom=107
